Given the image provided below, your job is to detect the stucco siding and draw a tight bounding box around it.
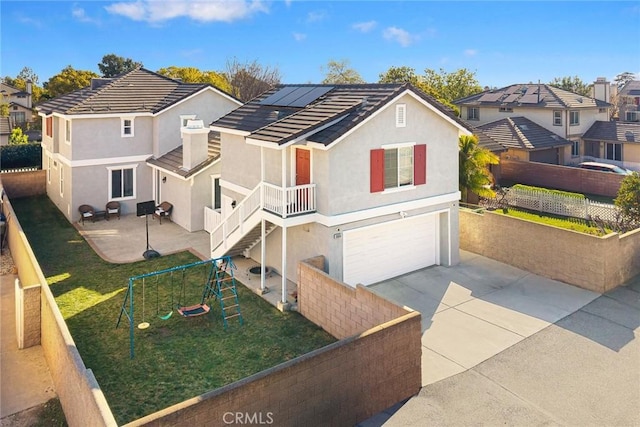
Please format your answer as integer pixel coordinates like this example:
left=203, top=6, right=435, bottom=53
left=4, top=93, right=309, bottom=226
left=220, top=134, right=262, bottom=191
left=70, top=117, right=153, bottom=160
left=624, top=143, right=640, bottom=163
left=322, top=94, right=460, bottom=216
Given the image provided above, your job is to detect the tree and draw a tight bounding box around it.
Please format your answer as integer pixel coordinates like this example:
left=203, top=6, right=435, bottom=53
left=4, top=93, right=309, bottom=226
left=156, top=66, right=231, bottom=93
left=9, top=128, right=29, bottom=145
left=321, top=59, right=365, bottom=84
left=458, top=134, right=499, bottom=203
left=98, top=54, right=142, bottom=77
left=378, top=66, right=420, bottom=85
left=3, top=67, right=44, bottom=103
left=44, top=66, right=99, bottom=98
left=0, top=104, right=8, bottom=117
left=614, top=172, right=640, bottom=225
left=225, top=58, right=282, bottom=102
left=423, top=68, right=483, bottom=103
left=549, top=75, right=591, bottom=96
left=614, top=71, right=636, bottom=90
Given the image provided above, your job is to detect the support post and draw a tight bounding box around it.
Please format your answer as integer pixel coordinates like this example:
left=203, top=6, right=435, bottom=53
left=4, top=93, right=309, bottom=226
left=281, top=225, right=287, bottom=304
left=261, top=218, right=266, bottom=292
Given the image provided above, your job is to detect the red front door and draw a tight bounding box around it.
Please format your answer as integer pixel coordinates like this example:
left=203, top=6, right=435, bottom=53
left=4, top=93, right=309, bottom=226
left=295, top=148, right=311, bottom=212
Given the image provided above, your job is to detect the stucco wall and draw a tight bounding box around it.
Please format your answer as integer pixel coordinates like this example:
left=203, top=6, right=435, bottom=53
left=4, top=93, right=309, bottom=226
left=460, top=209, right=640, bottom=293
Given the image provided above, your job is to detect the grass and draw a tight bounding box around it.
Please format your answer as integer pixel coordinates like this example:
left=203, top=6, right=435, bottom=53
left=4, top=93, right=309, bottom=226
left=494, top=207, right=609, bottom=236
left=11, top=196, right=336, bottom=425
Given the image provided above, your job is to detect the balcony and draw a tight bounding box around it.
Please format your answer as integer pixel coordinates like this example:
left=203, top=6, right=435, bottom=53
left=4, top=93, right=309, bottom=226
left=263, top=182, right=317, bottom=218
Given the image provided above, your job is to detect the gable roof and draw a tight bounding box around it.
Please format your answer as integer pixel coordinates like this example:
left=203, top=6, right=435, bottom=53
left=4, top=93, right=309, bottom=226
left=471, top=128, right=507, bottom=153
left=455, top=83, right=610, bottom=109
left=477, top=116, right=572, bottom=150
left=619, top=80, right=640, bottom=96
left=211, top=83, right=470, bottom=147
left=583, top=121, right=640, bottom=143
left=146, top=131, right=222, bottom=178
left=36, top=68, right=238, bottom=116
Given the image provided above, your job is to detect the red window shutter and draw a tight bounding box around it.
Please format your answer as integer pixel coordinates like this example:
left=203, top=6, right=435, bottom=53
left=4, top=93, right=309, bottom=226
left=46, top=116, right=53, bottom=137
left=370, top=149, right=385, bottom=192
left=414, top=144, right=427, bottom=185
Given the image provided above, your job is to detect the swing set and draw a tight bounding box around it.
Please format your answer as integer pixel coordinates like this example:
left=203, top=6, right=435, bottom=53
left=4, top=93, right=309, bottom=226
left=116, top=256, right=243, bottom=358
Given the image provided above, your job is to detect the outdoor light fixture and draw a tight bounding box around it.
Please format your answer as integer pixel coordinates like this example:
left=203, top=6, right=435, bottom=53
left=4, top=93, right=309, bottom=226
left=162, top=176, right=167, bottom=183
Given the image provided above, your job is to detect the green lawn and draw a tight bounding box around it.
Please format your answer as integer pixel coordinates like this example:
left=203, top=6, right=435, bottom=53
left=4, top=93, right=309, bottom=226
left=493, top=207, right=609, bottom=236
left=12, top=196, right=336, bottom=424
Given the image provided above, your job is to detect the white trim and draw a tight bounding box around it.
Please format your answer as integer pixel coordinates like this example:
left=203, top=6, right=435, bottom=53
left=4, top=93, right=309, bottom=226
left=65, top=119, right=71, bottom=144
left=59, top=164, right=64, bottom=197
left=311, top=89, right=471, bottom=148
left=219, top=179, right=251, bottom=196
left=46, top=156, right=51, bottom=183
left=121, top=116, right=135, bottom=137
left=107, top=164, right=138, bottom=201
left=51, top=153, right=150, bottom=168
left=381, top=141, right=415, bottom=150
left=291, top=146, right=313, bottom=186
left=210, top=126, right=250, bottom=136
left=382, top=185, right=416, bottom=194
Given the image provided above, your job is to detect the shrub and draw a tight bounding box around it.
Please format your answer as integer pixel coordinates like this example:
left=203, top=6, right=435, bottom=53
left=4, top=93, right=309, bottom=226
left=0, top=143, right=42, bottom=170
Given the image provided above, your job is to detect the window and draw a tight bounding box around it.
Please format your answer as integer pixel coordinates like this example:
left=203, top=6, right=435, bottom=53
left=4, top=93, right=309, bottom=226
left=569, top=110, right=579, bottom=126
left=370, top=144, right=426, bottom=192
left=109, top=166, right=135, bottom=199
left=499, top=107, right=513, bottom=113
left=59, top=165, right=64, bottom=196
left=626, top=111, right=639, bottom=122
left=599, top=108, right=607, bottom=114
left=571, top=140, right=580, bottom=156
left=46, top=116, right=53, bottom=137
left=65, top=120, right=71, bottom=143
left=553, top=111, right=562, bottom=126
left=214, top=178, right=221, bottom=210
left=395, top=104, right=406, bottom=127
left=121, top=117, right=134, bottom=137
left=10, top=112, right=26, bottom=124
left=605, top=143, right=622, bottom=161
left=467, top=107, right=479, bottom=121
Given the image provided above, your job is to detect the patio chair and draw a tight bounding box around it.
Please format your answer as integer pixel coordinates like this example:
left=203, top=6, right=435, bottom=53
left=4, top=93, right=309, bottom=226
left=78, top=204, right=95, bottom=225
left=153, top=201, right=173, bottom=224
left=105, top=201, right=121, bottom=220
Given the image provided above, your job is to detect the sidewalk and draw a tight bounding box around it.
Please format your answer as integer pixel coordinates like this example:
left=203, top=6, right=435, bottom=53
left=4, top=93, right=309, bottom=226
left=0, top=250, right=56, bottom=422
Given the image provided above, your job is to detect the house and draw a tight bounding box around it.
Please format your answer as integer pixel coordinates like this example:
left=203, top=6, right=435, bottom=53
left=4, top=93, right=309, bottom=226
left=618, top=80, right=640, bottom=123
left=582, top=121, right=640, bottom=169
left=454, top=82, right=610, bottom=163
left=0, top=80, right=34, bottom=126
left=0, top=117, right=10, bottom=146
left=35, top=67, right=241, bottom=231
left=209, top=83, right=472, bottom=302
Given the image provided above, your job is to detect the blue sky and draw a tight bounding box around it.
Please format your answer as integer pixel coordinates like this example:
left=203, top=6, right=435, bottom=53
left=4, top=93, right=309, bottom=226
left=2, top=1, right=639, bottom=89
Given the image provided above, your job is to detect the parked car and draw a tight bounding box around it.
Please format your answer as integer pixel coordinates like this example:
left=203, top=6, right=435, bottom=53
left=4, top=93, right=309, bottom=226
left=577, top=162, right=632, bottom=175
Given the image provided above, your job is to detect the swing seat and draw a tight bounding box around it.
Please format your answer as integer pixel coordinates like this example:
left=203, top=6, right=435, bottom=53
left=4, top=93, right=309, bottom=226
left=159, top=311, right=173, bottom=320
left=177, top=303, right=210, bottom=317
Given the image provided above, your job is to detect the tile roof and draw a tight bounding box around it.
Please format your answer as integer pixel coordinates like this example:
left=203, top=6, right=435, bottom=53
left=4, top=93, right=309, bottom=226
left=620, top=80, right=640, bottom=96
left=211, top=83, right=470, bottom=147
left=471, top=127, right=507, bottom=153
left=455, top=83, right=610, bottom=109
left=35, top=68, right=218, bottom=115
left=146, top=131, right=221, bottom=178
left=477, top=116, right=572, bottom=150
left=582, top=121, right=640, bottom=143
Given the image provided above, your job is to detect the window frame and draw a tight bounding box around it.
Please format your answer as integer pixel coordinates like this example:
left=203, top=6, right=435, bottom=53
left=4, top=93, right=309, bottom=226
left=553, top=110, right=562, bottom=126
left=395, top=104, right=407, bottom=128
left=383, top=143, right=414, bottom=190
left=370, top=143, right=426, bottom=193
left=108, top=164, right=137, bottom=200
left=121, top=117, right=135, bottom=138
left=625, top=111, right=638, bottom=122
left=605, top=142, right=622, bottom=162
left=65, top=119, right=71, bottom=144
left=498, top=107, right=513, bottom=113
left=569, top=110, right=580, bottom=126
left=59, top=164, right=64, bottom=197
left=467, top=107, right=479, bottom=121
left=47, top=156, right=51, bottom=183
left=571, top=140, right=580, bottom=157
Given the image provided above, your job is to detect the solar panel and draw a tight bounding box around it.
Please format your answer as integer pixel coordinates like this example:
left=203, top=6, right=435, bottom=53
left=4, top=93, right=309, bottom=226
left=503, top=94, right=519, bottom=103
left=259, top=85, right=334, bottom=107
left=477, top=92, right=503, bottom=102
left=519, top=94, right=540, bottom=104
left=525, top=87, right=539, bottom=96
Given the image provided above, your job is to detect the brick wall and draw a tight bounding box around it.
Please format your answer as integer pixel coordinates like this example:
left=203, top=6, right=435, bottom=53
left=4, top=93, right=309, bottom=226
left=501, top=159, right=624, bottom=197
left=2, top=187, right=117, bottom=427
left=1, top=170, right=46, bottom=198
left=460, top=209, right=640, bottom=293
left=126, top=257, right=422, bottom=427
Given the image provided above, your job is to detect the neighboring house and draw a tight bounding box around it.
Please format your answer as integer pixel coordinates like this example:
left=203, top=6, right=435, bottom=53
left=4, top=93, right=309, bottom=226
left=477, top=116, right=572, bottom=164
left=455, top=82, right=610, bottom=163
left=582, top=121, right=640, bottom=169
left=618, top=80, right=640, bottom=123
left=209, top=83, right=472, bottom=300
left=35, top=68, right=241, bottom=231
left=0, top=80, right=34, bottom=125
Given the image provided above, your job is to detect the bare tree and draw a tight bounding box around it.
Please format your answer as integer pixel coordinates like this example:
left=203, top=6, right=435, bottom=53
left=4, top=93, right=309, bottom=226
left=225, top=58, right=281, bottom=102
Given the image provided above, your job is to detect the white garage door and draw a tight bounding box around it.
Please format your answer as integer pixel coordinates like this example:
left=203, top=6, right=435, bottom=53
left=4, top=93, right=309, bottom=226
left=343, top=213, right=439, bottom=287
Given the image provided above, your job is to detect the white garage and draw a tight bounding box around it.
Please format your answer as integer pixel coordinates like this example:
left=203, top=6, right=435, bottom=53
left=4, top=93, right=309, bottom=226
left=342, top=213, right=439, bottom=287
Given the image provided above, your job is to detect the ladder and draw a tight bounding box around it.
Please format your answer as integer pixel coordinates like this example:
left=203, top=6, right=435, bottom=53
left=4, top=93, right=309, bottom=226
left=213, top=257, right=243, bottom=328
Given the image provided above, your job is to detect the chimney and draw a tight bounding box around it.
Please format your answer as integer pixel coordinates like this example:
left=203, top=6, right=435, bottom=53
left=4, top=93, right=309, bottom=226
left=591, top=77, right=611, bottom=103
left=181, top=119, right=209, bottom=170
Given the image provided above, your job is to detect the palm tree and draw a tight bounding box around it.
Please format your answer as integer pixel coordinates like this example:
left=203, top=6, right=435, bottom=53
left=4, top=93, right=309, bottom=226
left=458, top=134, right=499, bottom=203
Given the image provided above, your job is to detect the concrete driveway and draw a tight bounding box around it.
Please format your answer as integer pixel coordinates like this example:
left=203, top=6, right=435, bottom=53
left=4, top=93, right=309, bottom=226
left=362, top=251, right=640, bottom=426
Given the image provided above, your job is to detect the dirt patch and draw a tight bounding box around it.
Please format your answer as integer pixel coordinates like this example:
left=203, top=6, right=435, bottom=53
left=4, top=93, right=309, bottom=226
left=1, top=248, right=17, bottom=276
left=0, top=398, right=67, bottom=427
